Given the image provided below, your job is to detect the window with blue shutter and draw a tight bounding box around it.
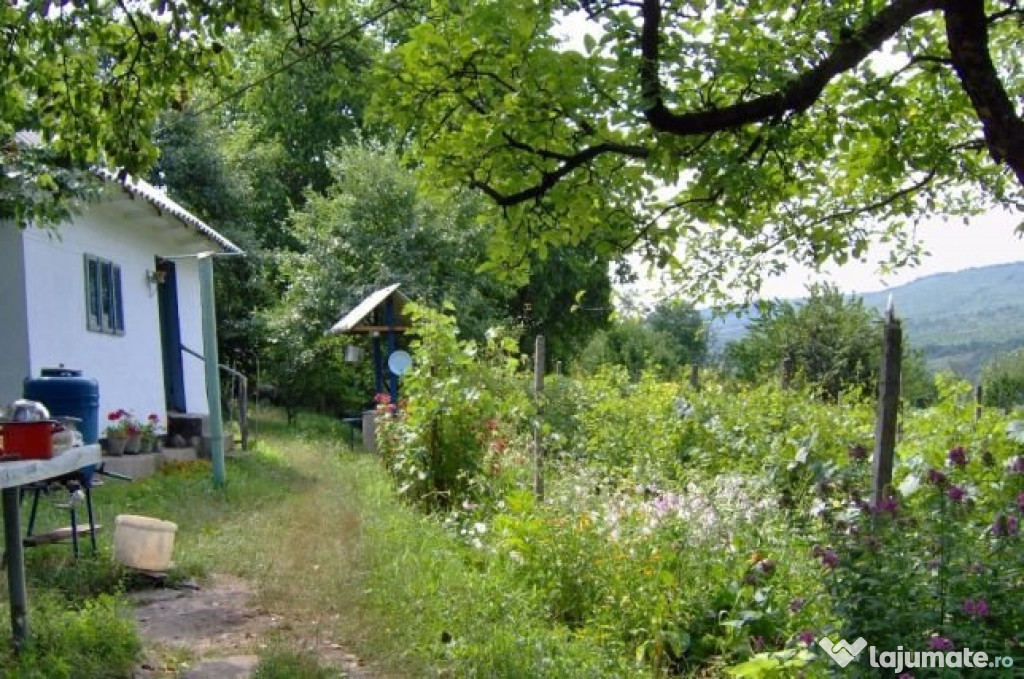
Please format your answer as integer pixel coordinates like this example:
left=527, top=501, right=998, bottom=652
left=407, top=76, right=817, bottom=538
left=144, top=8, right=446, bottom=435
left=83, top=254, right=124, bottom=335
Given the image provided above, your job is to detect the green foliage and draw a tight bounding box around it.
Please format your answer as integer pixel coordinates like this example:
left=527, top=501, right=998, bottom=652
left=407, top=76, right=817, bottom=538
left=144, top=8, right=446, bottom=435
left=512, top=245, right=614, bottom=365
left=0, top=592, right=140, bottom=679
left=254, top=647, right=344, bottom=679
left=577, top=301, right=707, bottom=380
left=375, top=319, right=1024, bottom=676
left=376, top=303, right=529, bottom=510
left=577, top=320, right=682, bottom=380
left=263, top=143, right=511, bottom=417
left=981, top=349, right=1024, bottom=409
left=0, top=1, right=277, bottom=227
left=377, top=0, right=1024, bottom=298
left=647, top=299, right=709, bottom=366
left=725, top=284, right=936, bottom=405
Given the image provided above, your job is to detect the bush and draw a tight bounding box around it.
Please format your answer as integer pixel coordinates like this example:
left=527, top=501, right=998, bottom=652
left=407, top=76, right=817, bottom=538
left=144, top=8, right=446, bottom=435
left=0, top=593, right=140, bottom=678
left=982, top=349, right=1024, bottom=410
left=376, top=304, right=530, bottom=510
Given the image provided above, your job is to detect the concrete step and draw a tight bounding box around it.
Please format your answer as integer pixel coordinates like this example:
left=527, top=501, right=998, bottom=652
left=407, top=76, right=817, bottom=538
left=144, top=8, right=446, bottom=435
left=100, top=447, right=198, bottom=481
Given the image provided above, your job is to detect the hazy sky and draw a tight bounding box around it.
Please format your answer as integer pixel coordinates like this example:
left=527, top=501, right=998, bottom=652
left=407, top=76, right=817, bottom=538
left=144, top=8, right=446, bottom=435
left=618, top=208, right=1023, bottom=307
left=758, top=208, right=1023, bottom=299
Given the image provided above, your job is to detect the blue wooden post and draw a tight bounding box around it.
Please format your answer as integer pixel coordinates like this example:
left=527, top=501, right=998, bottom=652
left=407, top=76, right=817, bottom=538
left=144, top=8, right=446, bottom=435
left=372, top=333, right=383, bottom=396
left=385, top=297, right=398, bottom=404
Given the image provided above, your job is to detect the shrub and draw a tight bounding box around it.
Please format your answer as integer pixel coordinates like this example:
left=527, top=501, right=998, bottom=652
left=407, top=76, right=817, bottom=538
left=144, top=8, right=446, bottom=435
left=0, top=593, right=140, bottom=678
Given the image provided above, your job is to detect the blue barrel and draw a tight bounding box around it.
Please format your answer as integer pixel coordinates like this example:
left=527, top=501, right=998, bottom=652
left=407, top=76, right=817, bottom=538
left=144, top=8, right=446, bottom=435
left=23, top=367, right=100, bottom=444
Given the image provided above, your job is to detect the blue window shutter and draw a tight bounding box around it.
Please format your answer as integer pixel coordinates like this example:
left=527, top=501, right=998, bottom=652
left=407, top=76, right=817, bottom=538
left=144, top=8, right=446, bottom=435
left=84, top=255, right=101, bottom=331
left=112, top=264, right=124, bottom=334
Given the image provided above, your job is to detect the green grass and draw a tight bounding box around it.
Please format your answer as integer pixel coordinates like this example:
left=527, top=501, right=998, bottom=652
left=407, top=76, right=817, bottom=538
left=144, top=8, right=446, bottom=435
left=0, top=407, right=630, bottom=677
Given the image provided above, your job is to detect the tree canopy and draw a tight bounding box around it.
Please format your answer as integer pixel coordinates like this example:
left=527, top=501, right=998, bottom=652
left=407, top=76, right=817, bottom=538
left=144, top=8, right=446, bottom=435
left=0, top=1, right=280, bottom=225
left=380, top=0, right=1024, bottom=298
left=724, top=284, right=935, bottom=403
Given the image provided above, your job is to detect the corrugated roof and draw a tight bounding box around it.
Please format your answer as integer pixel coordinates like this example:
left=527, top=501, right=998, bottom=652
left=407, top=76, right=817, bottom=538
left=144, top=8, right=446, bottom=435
left=12, top=131, right=242, bottom=254
left=328, top=284, right=410, bottom=335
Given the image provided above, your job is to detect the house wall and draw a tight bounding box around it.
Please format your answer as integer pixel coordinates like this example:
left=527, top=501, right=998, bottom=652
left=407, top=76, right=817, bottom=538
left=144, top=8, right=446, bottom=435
left=0, top=223, right=31, bottom=407
left=18, top=199, right=213, bottom=427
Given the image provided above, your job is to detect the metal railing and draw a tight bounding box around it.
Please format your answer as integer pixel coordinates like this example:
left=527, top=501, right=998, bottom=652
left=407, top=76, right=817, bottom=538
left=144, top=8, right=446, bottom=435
left=180, top=344, right=249, bottom=452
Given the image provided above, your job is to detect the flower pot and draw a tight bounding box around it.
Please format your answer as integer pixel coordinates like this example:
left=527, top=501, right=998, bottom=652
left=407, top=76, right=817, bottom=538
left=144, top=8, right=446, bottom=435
left=125, top=432, right=142, bottom=454
left=107, top=435, right=127, bottom=457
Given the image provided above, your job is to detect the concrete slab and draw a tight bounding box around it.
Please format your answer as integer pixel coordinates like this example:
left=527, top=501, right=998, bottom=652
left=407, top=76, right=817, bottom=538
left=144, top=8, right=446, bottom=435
left=101, top=447, right=197, bottom=480
left=184, top=655, right=258, bottom=679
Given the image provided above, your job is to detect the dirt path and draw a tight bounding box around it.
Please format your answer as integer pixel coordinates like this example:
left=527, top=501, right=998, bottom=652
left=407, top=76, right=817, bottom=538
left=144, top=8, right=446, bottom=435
left=130, top=574, right=372, bottom=679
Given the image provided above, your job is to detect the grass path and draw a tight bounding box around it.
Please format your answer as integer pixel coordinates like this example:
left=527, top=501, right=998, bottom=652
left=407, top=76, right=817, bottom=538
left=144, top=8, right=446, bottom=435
left=6, top=409, right=622, bottom=677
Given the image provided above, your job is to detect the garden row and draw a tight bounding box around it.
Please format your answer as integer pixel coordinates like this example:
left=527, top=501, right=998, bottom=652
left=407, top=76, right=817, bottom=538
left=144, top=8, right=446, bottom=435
left=374, top=305, right=1024, bottom=677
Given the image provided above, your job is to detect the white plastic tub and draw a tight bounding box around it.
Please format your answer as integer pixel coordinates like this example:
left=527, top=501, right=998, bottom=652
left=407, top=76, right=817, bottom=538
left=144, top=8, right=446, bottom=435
left=114, top=514, right=178, bottom=571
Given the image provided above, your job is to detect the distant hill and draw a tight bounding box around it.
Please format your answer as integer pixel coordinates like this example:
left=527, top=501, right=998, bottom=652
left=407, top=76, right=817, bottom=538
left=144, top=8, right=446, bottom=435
left=708, top=262, right=1024, bottom=380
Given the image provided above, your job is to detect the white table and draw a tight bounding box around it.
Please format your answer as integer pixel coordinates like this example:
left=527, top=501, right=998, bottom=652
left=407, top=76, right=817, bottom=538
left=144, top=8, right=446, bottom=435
left=0, top=445, right=101, bottom=652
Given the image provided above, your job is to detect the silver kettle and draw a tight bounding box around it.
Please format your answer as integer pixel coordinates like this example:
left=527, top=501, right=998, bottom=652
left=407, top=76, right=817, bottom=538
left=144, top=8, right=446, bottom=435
left=1, top=399, right=50, bottom=422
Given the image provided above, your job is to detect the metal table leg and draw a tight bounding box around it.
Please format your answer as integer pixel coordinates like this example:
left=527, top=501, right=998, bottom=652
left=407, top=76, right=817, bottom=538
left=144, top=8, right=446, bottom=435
left=2, top=487, right=27, bottom=653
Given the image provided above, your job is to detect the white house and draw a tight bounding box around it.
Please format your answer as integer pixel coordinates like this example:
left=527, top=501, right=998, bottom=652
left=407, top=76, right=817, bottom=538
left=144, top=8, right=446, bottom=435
left=0, top=147, right=241, bottom=427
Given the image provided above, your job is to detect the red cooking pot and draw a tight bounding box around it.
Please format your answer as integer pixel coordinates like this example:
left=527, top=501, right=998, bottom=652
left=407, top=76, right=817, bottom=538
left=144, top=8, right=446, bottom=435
left=0, top=420, right=63, bottom=459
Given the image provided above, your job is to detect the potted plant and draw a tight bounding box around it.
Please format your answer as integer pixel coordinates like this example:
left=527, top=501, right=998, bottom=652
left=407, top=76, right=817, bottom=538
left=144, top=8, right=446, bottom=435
left=141, top=413, right=164, bottom=453
left=104, top=409, right=135, bottom=456
left=124, top=415, right=143, bottom=454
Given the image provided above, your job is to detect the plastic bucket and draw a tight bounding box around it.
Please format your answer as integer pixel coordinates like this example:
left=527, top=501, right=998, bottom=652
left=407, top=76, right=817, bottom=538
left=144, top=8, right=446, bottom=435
left=0, top=421, right=59, bottom=459
left=113, top=515, right=178, bottom=572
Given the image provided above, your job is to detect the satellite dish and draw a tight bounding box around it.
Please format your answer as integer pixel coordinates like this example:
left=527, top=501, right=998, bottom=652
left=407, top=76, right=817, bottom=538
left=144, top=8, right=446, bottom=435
left=388, top=350, right=413, bottom=376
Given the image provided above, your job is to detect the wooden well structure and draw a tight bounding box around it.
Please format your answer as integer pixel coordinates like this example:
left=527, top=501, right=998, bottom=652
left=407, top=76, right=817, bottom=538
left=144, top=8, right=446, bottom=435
left=327, top=284, right=411, bottom=404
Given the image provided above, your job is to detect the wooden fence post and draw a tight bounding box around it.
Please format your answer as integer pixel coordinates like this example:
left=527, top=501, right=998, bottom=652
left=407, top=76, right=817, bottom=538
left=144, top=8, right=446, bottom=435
left=872, top=305, right=902, bottom=510
left=780, top=354, right=793, bottom=390
left=534, top=335, right=545, bottom=502
left=689, top=363, right=700, bottom=391
left=975, top=384, right=983, bottom=422
left=239, top=375, right=249, bottom=452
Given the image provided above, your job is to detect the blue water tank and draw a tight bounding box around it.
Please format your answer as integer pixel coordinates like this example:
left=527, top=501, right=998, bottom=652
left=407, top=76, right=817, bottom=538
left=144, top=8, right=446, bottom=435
left=23, top=367, right=100, bottom=444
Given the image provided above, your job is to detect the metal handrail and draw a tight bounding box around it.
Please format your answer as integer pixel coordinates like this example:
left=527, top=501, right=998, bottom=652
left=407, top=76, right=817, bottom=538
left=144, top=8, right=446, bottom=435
left=180, top=344, right=249, bottom=452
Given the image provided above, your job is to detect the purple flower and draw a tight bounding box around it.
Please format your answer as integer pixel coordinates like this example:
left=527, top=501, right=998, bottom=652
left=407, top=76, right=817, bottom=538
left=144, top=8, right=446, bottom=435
left=848, top=444, right=868, bottom=461
left=1017, top=492, right=1024, bottom=513
left=751, top=635, right=765, bottom=652
left=947, top=485, right=967, bottom=503
left=948, top=446, right=968, bottom=468
left=874, top=496, right=899, bottom=516
left=1011, top=457, right=1024, bottom=474
left=929, top=636, right=954, bottom=651
left=898, top=674, right=914, bottom=679
left=797, top=630, right=815, bottom=645
left=1008, top=515, right=1020, bottom=536
left=788, top=597, right=806, bottom=614
left=820, top=548, right=840, bottom=570
left=964, top=597, right=991, bottom=620
left=926, top=468, right=947, bottom=486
